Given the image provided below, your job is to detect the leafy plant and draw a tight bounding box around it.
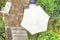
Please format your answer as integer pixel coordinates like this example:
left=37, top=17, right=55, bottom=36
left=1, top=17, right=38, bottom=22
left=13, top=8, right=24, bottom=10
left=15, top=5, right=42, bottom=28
left=37, top=0, right=55, bottom=16
left=0, top=0, right=6, bottom=40
left=28, top=32, right=38, bottom=40
left=48, top=20, right=54, bottom=29
left=0, top=19, right=4, bottom=28
left=37, top=30, right=60, bottom=40
left=0, top=36, right=4, bottom=40
left=53, top=19, right=60, bottom=32
left=0, top=0, right=6, bottom=10
left=0, top=18, right=5, bottom=40
left=37, top=0, right=60, bottom=20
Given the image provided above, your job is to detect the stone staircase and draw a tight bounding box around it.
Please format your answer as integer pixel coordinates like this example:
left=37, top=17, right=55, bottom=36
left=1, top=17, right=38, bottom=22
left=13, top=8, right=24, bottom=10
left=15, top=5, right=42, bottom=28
left=4, top=0, right=30, bottom=40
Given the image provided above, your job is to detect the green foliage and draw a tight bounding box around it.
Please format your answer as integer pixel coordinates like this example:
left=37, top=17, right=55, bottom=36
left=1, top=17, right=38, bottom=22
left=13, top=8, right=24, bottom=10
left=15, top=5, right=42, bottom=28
left=0, top=19, right=4, bottom=28
left=48, top=21, right=54, bottom=28
left=0, top=1, right=6, bottom=40
left=53, top=19, right=60, bottom=32
left=37, top=0, right=55, bottom=16
left=0, top=0, right=6, bottom=10
left=28, top=32, right=38, bottom=40
left=0, top=36, right=4, bottom=40
left=0, top=32, right=5, bottom=40
left=0, top=19, right=5, bottom=40
left=37, top=30, right=60, bottom=40
left=37, top=0, right=60, bottom=20
left=50, top=4, right=60, bottom=20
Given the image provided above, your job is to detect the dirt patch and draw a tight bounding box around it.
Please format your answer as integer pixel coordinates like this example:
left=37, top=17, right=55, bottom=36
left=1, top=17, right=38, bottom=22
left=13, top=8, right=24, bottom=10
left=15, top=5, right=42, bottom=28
left=4, top=0, right=29, bottom=27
